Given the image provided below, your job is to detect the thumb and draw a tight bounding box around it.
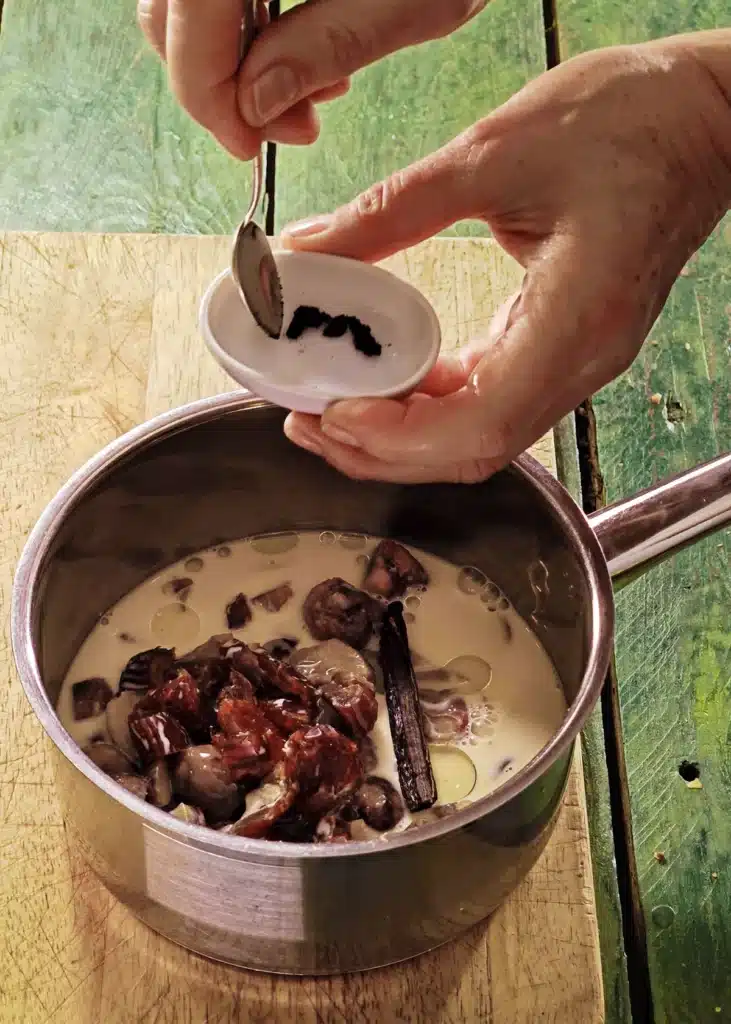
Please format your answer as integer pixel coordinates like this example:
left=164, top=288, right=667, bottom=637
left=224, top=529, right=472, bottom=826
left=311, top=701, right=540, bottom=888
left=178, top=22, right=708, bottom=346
left=280, top=134, right=482, bottom=263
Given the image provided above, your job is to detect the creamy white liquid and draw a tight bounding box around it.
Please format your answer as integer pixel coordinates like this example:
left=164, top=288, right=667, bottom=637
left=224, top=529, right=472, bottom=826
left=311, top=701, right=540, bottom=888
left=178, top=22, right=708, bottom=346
left=58, top=532, right=567, bottom=835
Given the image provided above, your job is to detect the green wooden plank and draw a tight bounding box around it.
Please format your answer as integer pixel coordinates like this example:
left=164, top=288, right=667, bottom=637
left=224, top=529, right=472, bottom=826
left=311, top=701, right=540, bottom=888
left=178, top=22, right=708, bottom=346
left=0, top=1, right=250, bottom=233
left=273, top=0, right=545, bottom=234
left=556, top=2, right=731, bottom=1020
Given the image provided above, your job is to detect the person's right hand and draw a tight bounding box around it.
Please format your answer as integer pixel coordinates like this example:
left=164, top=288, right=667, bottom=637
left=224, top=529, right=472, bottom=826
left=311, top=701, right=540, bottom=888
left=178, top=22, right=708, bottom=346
left=137, top=0, right=486, bottom=160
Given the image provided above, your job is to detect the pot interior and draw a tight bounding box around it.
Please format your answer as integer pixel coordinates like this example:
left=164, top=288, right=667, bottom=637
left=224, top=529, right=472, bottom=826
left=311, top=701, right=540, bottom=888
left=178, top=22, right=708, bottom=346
left=31, top=404, right=597, bottom=719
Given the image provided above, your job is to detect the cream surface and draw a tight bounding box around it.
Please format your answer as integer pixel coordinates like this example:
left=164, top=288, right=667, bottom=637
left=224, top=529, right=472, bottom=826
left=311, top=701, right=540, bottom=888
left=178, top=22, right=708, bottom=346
left=58, top=532, right=567, bottom=832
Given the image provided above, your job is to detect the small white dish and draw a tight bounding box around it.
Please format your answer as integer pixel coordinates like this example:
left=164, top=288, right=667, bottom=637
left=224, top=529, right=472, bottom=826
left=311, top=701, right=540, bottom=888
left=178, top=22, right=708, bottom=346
left=199, top=251, right=441, bottom=414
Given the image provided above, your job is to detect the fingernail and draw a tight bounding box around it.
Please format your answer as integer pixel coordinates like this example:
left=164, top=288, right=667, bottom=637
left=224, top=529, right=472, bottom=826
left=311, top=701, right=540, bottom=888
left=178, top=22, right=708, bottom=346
left=281, top=215, right=333, bottom=240
left=246, top=66, right=299, bottom=125
left=321, top=422, right=360, bottom=448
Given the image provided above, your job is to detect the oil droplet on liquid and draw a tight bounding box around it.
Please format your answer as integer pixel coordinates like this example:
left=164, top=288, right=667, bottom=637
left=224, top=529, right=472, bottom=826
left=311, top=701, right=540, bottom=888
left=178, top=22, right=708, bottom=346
left=216, top=545, right=232, bottom=558
left=457, top=566, right=487, bottom=595
left=150, top=604, right=200, bottom=648
left=319, top=531, right=336, bottom=545
left=444, top=654, right=492, bottom=693
left=355, top=553, right=369, bottom=568
left=184, top=556, right=204, bottom=573
left=251, top=532, right=299, bottom=555
left=651, top=905, right=676, bottom=929
left=405, top=595, right=421, bottom=611
left=429, top=746, right=477, bottom=803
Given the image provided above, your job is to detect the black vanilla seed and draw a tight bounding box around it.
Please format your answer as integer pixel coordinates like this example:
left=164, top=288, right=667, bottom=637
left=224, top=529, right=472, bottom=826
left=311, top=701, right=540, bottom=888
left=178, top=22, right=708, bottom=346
left=285, top=305, right=382, bottom=357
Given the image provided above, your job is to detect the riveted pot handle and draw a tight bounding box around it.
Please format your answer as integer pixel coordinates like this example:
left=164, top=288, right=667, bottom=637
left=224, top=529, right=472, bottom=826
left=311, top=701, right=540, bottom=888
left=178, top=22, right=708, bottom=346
left=589, top=452, right=731, bottom=589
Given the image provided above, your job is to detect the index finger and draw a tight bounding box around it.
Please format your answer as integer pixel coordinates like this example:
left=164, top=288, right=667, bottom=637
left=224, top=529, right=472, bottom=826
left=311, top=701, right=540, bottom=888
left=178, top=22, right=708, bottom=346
left=166, top=0, right=262, bottom=159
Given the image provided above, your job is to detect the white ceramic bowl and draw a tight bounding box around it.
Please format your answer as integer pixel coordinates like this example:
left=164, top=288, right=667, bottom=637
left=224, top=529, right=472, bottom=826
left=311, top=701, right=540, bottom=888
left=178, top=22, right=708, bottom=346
left=199, top=251, right=441, bottom=414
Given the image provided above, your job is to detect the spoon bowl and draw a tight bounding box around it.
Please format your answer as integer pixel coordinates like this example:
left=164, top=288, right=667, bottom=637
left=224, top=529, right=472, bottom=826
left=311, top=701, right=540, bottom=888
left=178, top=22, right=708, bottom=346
left=200, top=251, right=442, bottom=414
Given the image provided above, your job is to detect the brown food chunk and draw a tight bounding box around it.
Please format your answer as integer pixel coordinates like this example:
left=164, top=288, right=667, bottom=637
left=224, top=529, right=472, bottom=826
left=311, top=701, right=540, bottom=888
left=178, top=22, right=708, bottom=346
left=302, top=578, right=380, bottom=649
left=113, top=773, right=150, bottom=801
left=261, top=636, right=299, bottom=660
left=282, top=724, right=363, bottom=817
left=170, top=802, right=207, bottom=826
left=318, top=676, right=378, bottom=736
left=226, top=593, right=252, bottom=629
left=252, top=583, right=293, bottom=613
left=354, top=776, right=404, bottom=832
left=213, top=696, right=285, bottom=781
left=105, top=690, right=144, bottom=760
left=84, top=741, right=136, bottom=776
left=130, top=711, right=191, bottom=761
left=291, top=638, right=375, bottom=687
left=72, top=677, right=113, bottom=721
left=153, top=668, right=201, bottom=730
left=314, top=814, right=352, bottom=844
left=173, top=744, right=242, bottom=822
left=119, top=647, right=175, bottom=693
left=259, top=697, right=312, bottom=734
left=162, top=576, right=194, bottom=600
left=217, top=669, right=255, bottom=704
left=232, top=776, right=298, bottom=839
left=229, top=643, right=315, bottom=706
left=363, top=540, right=429, bottom=599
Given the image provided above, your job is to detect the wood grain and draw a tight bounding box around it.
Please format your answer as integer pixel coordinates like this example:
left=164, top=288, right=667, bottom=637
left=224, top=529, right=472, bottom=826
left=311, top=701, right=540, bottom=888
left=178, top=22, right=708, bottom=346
left=1, top=232, right=603, bottom=1023
left=556, top=4, right=731, bottom=1022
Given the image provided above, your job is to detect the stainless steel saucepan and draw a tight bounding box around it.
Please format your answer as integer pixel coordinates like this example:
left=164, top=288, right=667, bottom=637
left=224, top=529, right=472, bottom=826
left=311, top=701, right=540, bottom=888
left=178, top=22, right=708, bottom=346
left=11, top=393, right=731, bottom=974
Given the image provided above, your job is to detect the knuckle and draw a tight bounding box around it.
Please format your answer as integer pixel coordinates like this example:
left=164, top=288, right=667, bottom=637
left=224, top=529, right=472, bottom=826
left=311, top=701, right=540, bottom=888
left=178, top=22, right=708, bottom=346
left=323, top=21, right=370, bottom=78
left=354, top=173, right=406, bottom=220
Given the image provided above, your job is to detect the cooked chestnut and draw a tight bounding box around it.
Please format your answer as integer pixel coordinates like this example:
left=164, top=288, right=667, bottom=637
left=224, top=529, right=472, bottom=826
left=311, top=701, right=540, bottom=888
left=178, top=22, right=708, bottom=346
left=173, top=744, right=242, bottom=822
left=362, top=540, right=429, bottom=599
left=119, top=647, right=175, bottom=693
left=147, top=759, right=174, bottom=808
left=105, top=690, right=143, bottom=759
left=291, top=638, right=375, bottom=687
left=84, top=740, right=136, bottom=776
left=71, top=677, right=113, bottom=721
left=113, top=773, right=150, bottom=801
left=302, top=578, right=380, bottom=649
left=354, top=776, right=404, bottom=832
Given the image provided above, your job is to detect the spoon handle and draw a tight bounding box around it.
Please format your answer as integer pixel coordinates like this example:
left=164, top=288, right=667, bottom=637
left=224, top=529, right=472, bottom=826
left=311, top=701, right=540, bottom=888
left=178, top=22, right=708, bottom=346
left=240, top=0, right=264, bottom=224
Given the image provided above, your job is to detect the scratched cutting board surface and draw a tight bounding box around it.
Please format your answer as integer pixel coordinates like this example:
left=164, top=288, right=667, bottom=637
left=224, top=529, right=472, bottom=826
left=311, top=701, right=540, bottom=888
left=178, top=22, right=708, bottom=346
left=0, top=232, right=603, bottom=1023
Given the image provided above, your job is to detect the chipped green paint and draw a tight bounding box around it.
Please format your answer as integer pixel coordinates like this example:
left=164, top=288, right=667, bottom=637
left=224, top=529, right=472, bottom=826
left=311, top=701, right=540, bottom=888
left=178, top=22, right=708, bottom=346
left=557, top=0, right=731, bottom=1018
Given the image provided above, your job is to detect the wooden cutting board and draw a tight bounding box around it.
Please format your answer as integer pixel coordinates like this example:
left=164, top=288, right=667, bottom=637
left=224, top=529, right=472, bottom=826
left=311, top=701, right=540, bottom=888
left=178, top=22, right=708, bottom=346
left=0, top=232, right=603, bottom=1023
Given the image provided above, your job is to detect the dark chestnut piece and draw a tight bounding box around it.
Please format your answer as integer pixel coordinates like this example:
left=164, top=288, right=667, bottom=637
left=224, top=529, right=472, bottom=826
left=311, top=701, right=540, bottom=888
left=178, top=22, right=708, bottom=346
left=173, top=745, right=242, bottom=822
left=354, top=776, right=404, bottom=832
left=226, top=593, right=251, bottom=629
left=71, top=677, right=113, bottom=721
left=362, top=540, right=428, bottom=599
left=119, top=647, right=174, bottom=693
left=113, top=773, right=150, bottom=801
left=302, top=578, right=380, bottom=650
left=105, top=690, right=143, bottom=759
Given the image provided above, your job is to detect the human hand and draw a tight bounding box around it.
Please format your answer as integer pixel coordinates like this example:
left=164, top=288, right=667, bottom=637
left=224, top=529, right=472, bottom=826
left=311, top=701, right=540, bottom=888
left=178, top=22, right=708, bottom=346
left=280, top=34, right=731, bottom=483
left=137, top=0, right=485, bottom=160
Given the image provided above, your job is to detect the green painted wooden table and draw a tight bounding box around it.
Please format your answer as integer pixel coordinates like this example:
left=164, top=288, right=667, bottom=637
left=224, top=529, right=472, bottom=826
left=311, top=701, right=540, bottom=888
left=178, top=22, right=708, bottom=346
left=1, top=0, right=729, bottom=1020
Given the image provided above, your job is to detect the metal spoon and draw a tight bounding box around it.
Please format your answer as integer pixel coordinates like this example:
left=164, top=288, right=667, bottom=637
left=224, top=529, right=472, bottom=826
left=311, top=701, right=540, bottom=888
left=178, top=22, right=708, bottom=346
left=230, top=0, right=284, bottom=339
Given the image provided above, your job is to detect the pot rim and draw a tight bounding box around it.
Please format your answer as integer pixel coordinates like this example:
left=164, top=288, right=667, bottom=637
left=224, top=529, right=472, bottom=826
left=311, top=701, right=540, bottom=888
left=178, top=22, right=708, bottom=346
left=11, top=392, right=615, bottom=861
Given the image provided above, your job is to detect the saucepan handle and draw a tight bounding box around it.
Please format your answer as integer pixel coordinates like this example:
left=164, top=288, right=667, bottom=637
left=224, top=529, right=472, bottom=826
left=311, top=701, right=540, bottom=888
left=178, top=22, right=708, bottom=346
left=588, top=452, right=731, bottom=589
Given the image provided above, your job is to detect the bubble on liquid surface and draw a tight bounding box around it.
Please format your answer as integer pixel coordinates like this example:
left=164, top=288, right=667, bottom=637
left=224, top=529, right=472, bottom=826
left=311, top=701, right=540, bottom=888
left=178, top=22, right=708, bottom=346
left=99, top=615, right=110, bottom=626
left=445, top=654, right=492, bottom=694
left=405, top=595, right=421, bottom=611
left=497, top=597, right=510, bottom=611
left=184, top=556, right=204, bottom=573
left=216, top=545, right=232, bottom=558
left=470, top=701, right=497, bottom=738
left=457, top=566, right=487, bottom=595
left=251, top=532, right=299, bottom=555
left=355, top=553, right=369, bottom=568
left=150, top=603, right=200, bottom=648
left=319, top=531, right=336, bottom=545
left=429, top=746, right=477, bottom=803
left=339, top=533, right=367, bottom=550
